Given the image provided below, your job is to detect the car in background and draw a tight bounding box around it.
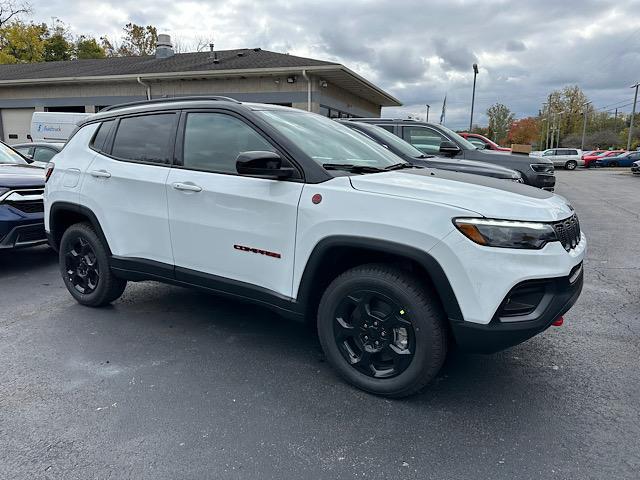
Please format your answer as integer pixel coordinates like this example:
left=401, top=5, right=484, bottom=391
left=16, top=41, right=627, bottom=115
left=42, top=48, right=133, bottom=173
left=347, top=119, right=555, bottom=190
left=581, top=150, right=606, bottom=167
left=533, top=148, right=583, bottom=170
left=0, top=142, right=46, bottom=250
left=338, top=121, right=523, bottom=182
left=459, top=132, right=511, bottom=152
left=585, top=150, right=626, bottom=168
left=12, top=142, right=63, bottom=168
left=631, top=160, right=640, bottom=174
left=595, top=151, right=640, bottom=167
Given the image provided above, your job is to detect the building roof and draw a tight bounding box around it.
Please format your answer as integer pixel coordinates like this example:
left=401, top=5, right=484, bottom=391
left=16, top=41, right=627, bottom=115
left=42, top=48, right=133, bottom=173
left=0, top=49, right=401, bottom=107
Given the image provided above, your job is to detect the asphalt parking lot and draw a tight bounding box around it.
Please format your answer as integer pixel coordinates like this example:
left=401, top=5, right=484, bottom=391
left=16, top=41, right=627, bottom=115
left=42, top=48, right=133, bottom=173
left=1, top=169, right=639, bottom=480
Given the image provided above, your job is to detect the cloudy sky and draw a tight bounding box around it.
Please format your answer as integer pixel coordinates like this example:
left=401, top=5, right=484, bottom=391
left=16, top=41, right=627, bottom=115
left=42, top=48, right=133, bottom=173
left=28, top=0, right=640, bottom=128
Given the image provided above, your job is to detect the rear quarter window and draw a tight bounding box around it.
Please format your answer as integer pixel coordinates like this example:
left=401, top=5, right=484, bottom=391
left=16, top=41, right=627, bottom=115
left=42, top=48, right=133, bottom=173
left=90, top=120, right=115, bottom=152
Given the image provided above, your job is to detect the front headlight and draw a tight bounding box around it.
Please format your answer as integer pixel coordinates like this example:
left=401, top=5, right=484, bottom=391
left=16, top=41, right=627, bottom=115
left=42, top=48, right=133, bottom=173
left=453, top=218, right=557, bottom=249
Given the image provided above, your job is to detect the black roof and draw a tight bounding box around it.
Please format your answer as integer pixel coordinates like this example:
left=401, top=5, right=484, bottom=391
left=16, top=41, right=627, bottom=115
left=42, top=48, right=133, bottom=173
left=0, top=48, right=338, bottom=82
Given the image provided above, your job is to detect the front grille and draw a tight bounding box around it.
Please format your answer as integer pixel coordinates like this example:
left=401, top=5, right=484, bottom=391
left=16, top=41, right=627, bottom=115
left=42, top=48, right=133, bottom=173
left=1, top=188, right=45, bottom=215
left=552, top=214, right=581, bottom=251
left=6, top=200, right=44, bottom=213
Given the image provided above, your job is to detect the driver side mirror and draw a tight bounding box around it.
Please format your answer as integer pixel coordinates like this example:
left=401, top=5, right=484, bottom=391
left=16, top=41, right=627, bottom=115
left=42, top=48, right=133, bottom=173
left=236, top=151, right=295, bottom=179
left=439, top=141, right=461, bottom=156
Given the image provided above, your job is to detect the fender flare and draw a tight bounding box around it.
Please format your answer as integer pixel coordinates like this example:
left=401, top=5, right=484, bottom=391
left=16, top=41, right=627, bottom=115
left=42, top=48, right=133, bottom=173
left=49, top=201, right=112, bottom=254
left=296, top=236, right=463, bottom=322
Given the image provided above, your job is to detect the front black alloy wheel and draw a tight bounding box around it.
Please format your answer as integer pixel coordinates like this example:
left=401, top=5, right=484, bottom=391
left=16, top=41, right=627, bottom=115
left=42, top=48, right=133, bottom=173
left=65, top=236, right=100, bottom=294
left=333, top=290, right=415, bottom=378
left=318, top=264, right=447, bottom=398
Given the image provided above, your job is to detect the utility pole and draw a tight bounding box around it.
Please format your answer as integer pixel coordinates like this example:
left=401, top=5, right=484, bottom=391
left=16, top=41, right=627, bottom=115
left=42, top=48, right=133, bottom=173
left=425, top=104, right=430, bottom=122
left=628, top=82, right=639, bottom=151
left=581, top=102, right=591, bottom=150
left=545, top=94, right=552, bottom=149
left=469, top=63, right=479, bottom=131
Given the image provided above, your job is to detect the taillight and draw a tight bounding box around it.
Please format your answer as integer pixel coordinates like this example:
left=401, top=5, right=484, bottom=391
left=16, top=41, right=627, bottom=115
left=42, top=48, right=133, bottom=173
left=44, top=162, right=55, bottom=182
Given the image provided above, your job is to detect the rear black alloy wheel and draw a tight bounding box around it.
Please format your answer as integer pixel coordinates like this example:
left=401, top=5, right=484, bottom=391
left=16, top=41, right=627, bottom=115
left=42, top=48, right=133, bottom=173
left=318, top=264, right=447, bottom=398
left=65, top=236, right=100, bottom=294
left=333, top=290, right=415, bottom=378
left=59, top=222, right=127, bottom=307
left=565, top=160, right=577, bottom=170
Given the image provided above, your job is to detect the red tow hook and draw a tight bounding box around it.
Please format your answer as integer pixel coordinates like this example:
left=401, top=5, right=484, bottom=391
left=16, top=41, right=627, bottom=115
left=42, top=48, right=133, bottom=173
left=552, top=316, right=564, bottom=327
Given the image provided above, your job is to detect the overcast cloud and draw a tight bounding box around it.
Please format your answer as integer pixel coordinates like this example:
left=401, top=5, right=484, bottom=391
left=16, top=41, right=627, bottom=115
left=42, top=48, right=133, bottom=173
left=28, top=0, right=640, bottom=128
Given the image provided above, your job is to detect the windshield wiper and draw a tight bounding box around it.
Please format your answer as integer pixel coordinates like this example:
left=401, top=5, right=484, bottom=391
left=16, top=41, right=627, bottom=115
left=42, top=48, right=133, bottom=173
left=384, top=163, right=417, bottom=171
left=322, top=163, right=385, bottom=173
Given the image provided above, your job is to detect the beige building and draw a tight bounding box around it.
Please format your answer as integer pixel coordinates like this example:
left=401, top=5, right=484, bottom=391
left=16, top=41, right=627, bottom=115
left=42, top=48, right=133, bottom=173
left=0, top=36, right=400, bottom=144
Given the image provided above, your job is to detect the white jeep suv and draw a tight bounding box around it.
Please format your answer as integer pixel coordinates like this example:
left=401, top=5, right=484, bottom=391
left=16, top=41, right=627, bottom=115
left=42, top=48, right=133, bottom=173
left=44, top=97, right=585, bottom=397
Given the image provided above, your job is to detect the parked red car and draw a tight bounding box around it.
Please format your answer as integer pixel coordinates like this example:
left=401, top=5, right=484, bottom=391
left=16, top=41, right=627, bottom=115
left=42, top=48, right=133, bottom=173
left=459, top=133, right=511, bottom=152
left=584, top=150, right=625, bottom=168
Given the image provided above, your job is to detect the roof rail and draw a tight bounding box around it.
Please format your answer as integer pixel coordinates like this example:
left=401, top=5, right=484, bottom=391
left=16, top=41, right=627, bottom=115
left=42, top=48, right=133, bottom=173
left=101, top=96, right=241, bottom=112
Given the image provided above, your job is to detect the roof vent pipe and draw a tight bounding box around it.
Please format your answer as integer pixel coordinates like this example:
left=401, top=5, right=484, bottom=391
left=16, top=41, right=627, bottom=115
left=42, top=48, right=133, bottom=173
left=209, top=43, right=219, bottom=64
left=155, top=34, right=174, bottom=58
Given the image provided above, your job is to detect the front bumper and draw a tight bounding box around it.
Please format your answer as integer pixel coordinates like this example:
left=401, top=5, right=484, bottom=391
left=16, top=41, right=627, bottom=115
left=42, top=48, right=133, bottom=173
left=631, top=165, right=640, bottom=174
left=0, top=204, right=46, bottom=249
left=530, top=172, right=555, bottom=191
left=450, top=263, right=583, bottom=353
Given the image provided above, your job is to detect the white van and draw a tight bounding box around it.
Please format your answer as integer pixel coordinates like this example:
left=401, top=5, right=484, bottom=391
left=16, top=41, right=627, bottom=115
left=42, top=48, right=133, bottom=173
left=31, top=112, right=91, bottom=143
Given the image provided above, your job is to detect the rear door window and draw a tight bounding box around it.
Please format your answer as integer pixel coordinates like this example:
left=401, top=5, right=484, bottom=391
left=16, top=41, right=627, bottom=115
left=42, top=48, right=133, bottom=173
left=90, top=120, right=115, bottom=152
left=111, top=113, right=178, bottom=164
left=402, top=126, right=447, bottom=153
left=32, top=147, right=57, bottom=162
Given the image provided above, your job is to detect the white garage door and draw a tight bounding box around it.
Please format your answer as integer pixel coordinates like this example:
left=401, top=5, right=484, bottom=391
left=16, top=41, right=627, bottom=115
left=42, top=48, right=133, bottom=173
left=1, top=108, right=35, bottom=144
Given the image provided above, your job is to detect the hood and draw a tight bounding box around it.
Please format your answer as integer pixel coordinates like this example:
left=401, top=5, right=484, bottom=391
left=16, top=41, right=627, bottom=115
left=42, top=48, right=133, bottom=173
left=418, top=156, right=519, bottom=179
left=0, top=163, right=45, bottom=189
left=349, top=169, right=574, bottom=222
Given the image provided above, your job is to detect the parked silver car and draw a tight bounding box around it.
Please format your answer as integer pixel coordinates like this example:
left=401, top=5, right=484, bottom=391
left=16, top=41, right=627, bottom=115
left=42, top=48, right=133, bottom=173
left=531, top=148, right=584, bottom=170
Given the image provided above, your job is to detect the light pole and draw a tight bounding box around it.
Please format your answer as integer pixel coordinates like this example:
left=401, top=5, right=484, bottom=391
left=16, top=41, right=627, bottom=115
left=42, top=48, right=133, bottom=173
left=580, top=102, right=591, bottom=151
left=425, top=104, right=430, bottom=122
left=627, top=82, right=639, bottom=151
left=469, top=63, right=479, bottom=131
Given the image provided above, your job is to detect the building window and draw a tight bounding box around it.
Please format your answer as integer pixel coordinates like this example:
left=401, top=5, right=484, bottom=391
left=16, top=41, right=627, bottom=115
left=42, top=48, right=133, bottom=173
left=319, top=104, right=359, bottom=119
left=45, top=106, right=87, bottom=113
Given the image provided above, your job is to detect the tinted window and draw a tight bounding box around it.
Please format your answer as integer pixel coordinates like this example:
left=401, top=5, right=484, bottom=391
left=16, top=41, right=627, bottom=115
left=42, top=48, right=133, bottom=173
left=91, top=120, right=114, bottom=152
left=112, top=114, right=176, bottom=164
left=14, top=146, right=33, bottom=157
left=402, top=127, right=447, bottom=153
left=33, top=147, right=57, bottom=162
left=183, top=113, right=275, bottom=173
left=0, top=142, right=27, bottom=165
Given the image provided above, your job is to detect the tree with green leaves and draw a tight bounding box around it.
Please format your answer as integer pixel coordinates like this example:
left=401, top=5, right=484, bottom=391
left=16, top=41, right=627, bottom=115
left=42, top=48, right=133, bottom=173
left=0, top=20, right=45, bottom=63
left=43, top=20, right=73, bottom=61
left=76, top=36, right=105, bottom=59
left=101, top=23, right=158, bottom=57
left=486, top=103, right=514, bottom=144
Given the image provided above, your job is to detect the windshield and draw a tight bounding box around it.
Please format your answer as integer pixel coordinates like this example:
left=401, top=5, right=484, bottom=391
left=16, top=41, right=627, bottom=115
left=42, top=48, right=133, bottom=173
left=438, top=125, right=478, bottom=150
left=256, top=111, right=406, bottom=169
left=354, top=123, right=426, bottom=159
left=0, top=142, right=28, bottom=165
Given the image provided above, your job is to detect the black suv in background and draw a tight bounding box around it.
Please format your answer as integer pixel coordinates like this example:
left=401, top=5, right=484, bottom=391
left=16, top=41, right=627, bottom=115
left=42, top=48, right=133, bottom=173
left=338, top=120, right=523, bottom=182
left=350, top=119, right=555, bottom=190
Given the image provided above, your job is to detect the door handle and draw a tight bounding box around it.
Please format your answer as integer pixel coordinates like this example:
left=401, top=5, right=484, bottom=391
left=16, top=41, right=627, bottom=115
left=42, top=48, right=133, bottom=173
left=172, top=182, right=202, bottom=192
left=90, top=169, right=111, bottom=178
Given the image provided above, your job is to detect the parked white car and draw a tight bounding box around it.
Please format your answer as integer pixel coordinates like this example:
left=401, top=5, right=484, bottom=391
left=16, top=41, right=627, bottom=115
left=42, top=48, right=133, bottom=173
left=531, top=148, right=583, bottom=170
left=44, top=97, right=586, bottom=397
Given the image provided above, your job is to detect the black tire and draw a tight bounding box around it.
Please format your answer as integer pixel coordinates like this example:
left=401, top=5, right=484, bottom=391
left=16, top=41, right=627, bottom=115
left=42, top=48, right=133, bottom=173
left=59, top=222, right=126, bottom=307
left=317, top=264, right=447, bottom=398
left=565, top=160, right=577, bottom=170
left=609, top=161, right=619, bottom=167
